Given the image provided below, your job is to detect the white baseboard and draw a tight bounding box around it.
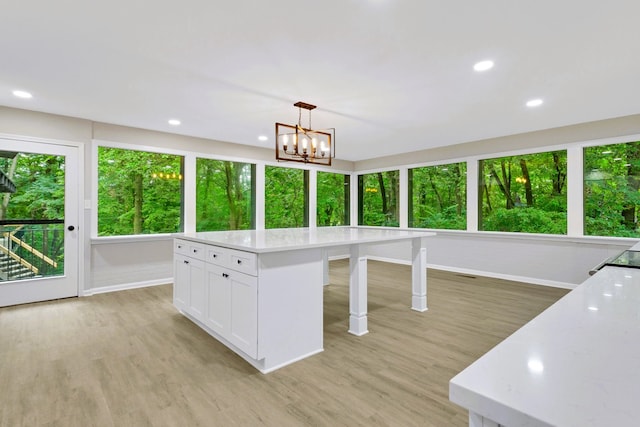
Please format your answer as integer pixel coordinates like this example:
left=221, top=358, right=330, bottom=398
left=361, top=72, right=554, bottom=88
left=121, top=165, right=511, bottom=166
left=365, top=256, right=577, bottom=290
left=83, top=277, right=173, bottom=296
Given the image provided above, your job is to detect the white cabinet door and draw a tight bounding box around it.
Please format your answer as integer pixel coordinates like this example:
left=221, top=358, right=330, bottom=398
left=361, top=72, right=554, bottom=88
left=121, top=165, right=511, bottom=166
left=229, top=271, right=258, bottom=358
left=205, top=264, right=231, bottom=336
left=206, top=264, right=258, bottom=358
left=187, top=258, right=206, bottom=319
left=174, top=254, right=190, bottom=311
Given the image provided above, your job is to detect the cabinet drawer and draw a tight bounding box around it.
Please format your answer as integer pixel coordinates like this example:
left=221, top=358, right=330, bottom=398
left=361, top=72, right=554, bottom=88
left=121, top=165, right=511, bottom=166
left=206, top=246, right=257, bottom=276
left=229, top=249, right=257, bottom=276
left=175, top=239, right=205, bottom=261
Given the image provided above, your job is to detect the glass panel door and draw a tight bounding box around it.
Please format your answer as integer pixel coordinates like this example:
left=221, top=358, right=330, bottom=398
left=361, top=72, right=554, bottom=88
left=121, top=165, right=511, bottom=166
left=0, top=139, right=79, bottom=307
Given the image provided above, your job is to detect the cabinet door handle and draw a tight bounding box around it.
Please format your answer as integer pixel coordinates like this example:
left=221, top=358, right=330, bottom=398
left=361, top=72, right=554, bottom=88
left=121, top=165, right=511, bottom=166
left=237, top=259, right=242, bottom=264
left=177, top=245, right=182, bottom=249
left=213, top=254, right=217, bottom=258
left=184, top=260, right=189, bottom=264
left=193, top=249, right=198, bottom=254
left=222, top=273, right=229, bottom=278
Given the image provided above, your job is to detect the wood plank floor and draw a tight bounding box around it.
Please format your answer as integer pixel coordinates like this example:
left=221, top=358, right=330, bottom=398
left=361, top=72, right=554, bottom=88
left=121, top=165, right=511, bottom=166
left=0, top=260, right=569, bottom=427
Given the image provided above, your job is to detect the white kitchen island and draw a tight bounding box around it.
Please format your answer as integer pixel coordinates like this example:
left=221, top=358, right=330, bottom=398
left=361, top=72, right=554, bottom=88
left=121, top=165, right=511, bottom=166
left=449, top=247, right=640, bottom=426
left=173, top=227, right=434, bottom=373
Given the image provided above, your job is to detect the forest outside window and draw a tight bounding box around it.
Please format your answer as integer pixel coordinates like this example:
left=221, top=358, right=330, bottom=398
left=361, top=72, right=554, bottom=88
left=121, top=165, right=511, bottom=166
left=265, top=166, right=309, bottom=229
left=97, top=146, right=184, bottom=236
left=358, top=170, right=399, bottom=227
left=317, top=171, right=349, bottom=226
left=408, top=162, right=466, bottom=230
left=478, top=151, right=567, bottom=234
left=196, top=158, right=255, bottom=231
left=584, top=140, right=640, bottom=237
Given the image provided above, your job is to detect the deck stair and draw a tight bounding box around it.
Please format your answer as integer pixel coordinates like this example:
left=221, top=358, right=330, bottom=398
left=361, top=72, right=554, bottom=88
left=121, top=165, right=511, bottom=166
left=0, top=251, right=37, bottom=281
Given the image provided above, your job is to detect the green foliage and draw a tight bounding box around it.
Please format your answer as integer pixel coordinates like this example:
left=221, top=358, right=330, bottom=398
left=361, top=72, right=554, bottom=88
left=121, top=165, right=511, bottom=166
left=317, top=172, right=348, bottom=226
left=483, top=207, right=566, bottom=234
left=584, top=140, right=640, bottom=237
left=359, top=171, right=399, bottom=226
left=409, top=163, right=466, bottom=230
left=0, top=153, right=66, bottom=276
left=196, top=159, right=253, bottom=231
left=97, top=147, right=183, bottom=236
left=480, top=151, right=567, bottom=234
left=265, top=166, right=307, bottom=228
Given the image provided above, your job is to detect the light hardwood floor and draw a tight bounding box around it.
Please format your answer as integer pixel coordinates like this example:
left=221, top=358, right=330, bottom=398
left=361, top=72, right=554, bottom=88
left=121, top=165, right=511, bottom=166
left=0, top=260, right=569, bottom=426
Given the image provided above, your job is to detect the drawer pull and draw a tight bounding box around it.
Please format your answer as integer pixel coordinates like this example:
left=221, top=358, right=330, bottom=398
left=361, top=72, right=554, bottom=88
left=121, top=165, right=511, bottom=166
left=222, top=273, right=229, bottom=278
left=213, top=254, right=217, bottom=258
left=184, top=260, right=189, bottom=264
left=177, top=245, right=183, bottom=249
left=237, top=259, right=242, bottom=264
left=193, top=249, right=198, bottom=253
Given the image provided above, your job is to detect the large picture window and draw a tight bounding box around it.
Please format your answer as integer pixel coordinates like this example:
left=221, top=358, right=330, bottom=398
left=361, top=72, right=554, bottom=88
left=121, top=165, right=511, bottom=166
left=97, top=146, right=183, bottom=236
left=317, top=171, right=349, bottom=226
left=265, top=166, right=308, bottom=229
left=408, top=162, right=466, bottom=229
left=196, top=158, right=254, bottom=231
left=584, top=140, right=640, bottom=237
left=479, top=151, right=567, bottom=234
left=358, top=170, right=399, bottom=226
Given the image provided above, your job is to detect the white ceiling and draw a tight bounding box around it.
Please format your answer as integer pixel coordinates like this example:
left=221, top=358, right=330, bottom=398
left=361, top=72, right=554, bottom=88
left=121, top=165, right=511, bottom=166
left=1, top=0, right=640, bottom=161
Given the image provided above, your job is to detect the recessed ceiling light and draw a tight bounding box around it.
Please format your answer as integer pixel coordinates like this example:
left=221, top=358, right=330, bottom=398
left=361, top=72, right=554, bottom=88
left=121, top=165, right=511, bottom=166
left=258, top=135, right=268, bottom=142
left=473, top=60, right=494, bottom=72
left=12, top=90, right=33, bottom=99
left=526, top=99, right=543, bottom=107
left=168, top=119, right=181, bottom=126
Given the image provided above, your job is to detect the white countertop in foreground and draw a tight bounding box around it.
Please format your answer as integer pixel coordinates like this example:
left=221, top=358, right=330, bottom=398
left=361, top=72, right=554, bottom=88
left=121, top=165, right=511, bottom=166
left=450, top=261, right=640, bottom=426
left=178, top=227, right=435, bottom=253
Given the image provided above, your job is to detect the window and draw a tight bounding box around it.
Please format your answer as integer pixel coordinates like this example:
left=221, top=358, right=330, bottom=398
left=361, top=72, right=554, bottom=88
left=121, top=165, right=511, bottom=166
left=584, top=140, right=640, bottom=237
left=408, top=162, right=466, bottom=229
left=196, top=158, right=255, bottom=231
left=97, top=146, right=183, bottom=236
left=264, top=166, right=308, bottom=229
left=317, top=171, right=350, bottom=226
left=358, top=170, right=399, bottom=226
left=478, top=151, right=567, bottom=234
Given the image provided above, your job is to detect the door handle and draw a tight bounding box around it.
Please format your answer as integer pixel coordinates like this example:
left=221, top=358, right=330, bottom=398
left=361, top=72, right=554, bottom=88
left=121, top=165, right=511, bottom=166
left=222, top=273, right=229, bottom=278
left=67, top=225, right=75, bottom=231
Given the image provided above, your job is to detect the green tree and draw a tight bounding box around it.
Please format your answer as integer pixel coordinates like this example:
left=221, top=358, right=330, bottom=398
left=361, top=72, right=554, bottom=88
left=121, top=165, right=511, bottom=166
left=317, top=172, right=349, bottom=226
left=97, top=147, right=183, bottom=236
left=479, top=151, right=567, bottom=234
left=196, top=159, right=254, bottom=231
left=265, top=166, right=307, bottom=228
left=358, top=171, right=399, bottom=226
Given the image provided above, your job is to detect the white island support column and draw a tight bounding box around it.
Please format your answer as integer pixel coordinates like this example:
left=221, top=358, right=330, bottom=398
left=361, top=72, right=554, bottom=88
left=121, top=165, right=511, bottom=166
left=348, top=243, right=369, bottom=336
left=411, top=236, right=428, bottom=312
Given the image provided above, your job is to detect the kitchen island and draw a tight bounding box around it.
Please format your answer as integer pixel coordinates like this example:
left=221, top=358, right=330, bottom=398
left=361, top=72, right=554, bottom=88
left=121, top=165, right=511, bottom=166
left=174, top=227, right=434, bottom=373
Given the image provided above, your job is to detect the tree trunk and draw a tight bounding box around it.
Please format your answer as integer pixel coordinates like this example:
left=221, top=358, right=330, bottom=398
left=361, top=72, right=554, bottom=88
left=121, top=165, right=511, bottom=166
left=454, top=164, right=463, bottom=215
left=0, top=155, right=19, bottom=220
left=552, top=152, right=566, bottom=195
left=133, top=173, right=143, bottom=234
left=519, top=159, right=533, bottom=206
left=224, top=163, right=238, bottom=229
left=377, top=172, right=388, bottom=215
left=428, top=172, right=443, bottom=211
left=490, top=162, right=514, bottom=209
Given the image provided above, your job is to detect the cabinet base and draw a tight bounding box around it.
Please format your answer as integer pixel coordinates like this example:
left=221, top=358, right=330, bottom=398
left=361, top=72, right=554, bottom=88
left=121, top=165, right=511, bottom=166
left=178, top=308, right=324, bottom=374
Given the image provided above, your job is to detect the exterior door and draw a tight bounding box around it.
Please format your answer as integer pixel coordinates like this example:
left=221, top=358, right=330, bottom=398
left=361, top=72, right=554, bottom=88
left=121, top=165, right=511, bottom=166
left=0, top=138, right=79, bottom=307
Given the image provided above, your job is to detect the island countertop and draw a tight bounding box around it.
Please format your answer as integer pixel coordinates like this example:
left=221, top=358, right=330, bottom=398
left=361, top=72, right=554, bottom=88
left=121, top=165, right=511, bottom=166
left=449, top=246, right=640, bottom=426
left=177, top=226, right=435, bottom=253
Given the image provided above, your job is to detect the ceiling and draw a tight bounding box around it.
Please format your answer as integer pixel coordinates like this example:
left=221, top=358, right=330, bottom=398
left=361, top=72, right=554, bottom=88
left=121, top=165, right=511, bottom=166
left=1, top=1, right=640, bottom=161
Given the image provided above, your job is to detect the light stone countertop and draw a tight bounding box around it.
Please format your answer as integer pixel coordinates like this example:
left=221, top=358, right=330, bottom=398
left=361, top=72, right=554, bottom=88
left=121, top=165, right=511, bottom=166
left=449, top=243, right=640, bottom=426
left=177, top=226, right=435, bottom=253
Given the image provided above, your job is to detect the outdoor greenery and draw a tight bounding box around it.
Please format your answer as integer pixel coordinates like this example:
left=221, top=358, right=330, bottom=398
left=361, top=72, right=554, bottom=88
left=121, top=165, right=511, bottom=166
left=0, top=152, right=65, bottom=276
left=98, top=147, right=183, bottom=236
left=196, top=158, right=254, bottom=231
left=358, top=170, right=399, bottom=226
left=584, top=140, right=640, bottom=237
left=317, top=172, right=349, bottom=226
left=479, top=151, right=567, bottom=234
left=409, top=162, right=466, bottom=229
left=265, top=166, right=308, bottom=229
